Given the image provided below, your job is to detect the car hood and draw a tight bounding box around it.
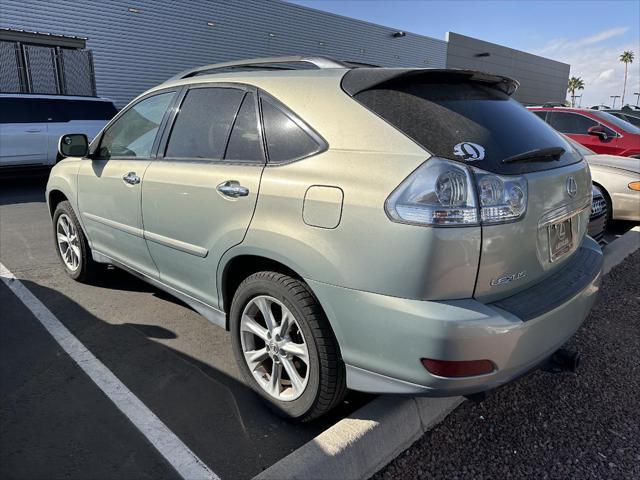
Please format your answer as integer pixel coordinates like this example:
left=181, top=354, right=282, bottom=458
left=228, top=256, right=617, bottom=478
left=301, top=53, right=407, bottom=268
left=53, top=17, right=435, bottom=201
left=587, top=154, right=640, bottom=174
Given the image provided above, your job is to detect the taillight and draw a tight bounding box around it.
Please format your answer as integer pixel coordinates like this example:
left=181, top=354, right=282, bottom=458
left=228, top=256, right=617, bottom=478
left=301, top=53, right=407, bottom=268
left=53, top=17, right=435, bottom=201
left=385, top=158, right=478, bottom=226
left=421, top=358, right=495, bottom=377
left=385, top=157, right=528, bottom=227
left=475, top=171, right=528, bottom=224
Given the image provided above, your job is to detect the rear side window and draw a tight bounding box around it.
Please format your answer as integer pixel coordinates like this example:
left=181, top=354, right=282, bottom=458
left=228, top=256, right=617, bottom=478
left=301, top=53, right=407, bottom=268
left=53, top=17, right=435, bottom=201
left=0, top=98, right=117, bottom=123
left=354, top=80, right=581, bottom=174
left=57, top=100, right=118, bottom=121
left=224, top=93, right=264, bottom=162
left=261, top=99, right=322, bottom=163
left=0, top=98, right=53, bottom=123
left=98, top=91, right=175, bottom=159
left=165, top=87, right=244, bottom=160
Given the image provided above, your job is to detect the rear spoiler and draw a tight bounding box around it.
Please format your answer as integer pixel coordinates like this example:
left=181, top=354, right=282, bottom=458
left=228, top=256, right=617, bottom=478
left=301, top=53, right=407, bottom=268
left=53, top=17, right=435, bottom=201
left=341, top=68, right=519, bottom=97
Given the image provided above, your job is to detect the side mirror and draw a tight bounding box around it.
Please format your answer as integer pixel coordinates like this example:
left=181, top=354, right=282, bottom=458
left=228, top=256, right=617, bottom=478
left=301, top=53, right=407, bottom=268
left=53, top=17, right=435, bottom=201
left=587, top=125, right=608, bottom=141
left=58, top=134, right=89, bottom=158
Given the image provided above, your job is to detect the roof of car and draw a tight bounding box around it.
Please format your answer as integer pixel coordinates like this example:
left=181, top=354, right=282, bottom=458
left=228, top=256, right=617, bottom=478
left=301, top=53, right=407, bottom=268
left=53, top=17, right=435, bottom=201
left=0, top=93, right=114, bottom=103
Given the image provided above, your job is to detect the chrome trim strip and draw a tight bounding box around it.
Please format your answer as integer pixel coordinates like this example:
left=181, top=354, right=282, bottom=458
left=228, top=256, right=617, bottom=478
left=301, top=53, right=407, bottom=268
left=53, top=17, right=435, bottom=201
left=538, top=196, right=591, bottom=228
left=92, top=250, right=226, bottom=329
left=144, top=230, right=209, bottom=258
left=82, top=212, right=144, bottom=238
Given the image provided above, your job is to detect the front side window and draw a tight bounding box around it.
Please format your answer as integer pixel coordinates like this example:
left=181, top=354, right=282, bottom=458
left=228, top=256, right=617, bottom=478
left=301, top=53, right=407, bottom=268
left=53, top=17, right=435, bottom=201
left=547, top=111, right=616, bottom=137
left=261, top=99, right=322, bottom=163
left=98, top=91, right=175, bottom=159
left=165, top=87, right=244, bottom=160
left=593, top=111, right=640, bottom=134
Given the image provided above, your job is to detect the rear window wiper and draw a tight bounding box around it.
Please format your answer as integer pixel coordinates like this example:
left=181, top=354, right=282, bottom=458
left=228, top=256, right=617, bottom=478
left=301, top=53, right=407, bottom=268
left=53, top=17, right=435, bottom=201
left=502, top=147, right=566, bottom=164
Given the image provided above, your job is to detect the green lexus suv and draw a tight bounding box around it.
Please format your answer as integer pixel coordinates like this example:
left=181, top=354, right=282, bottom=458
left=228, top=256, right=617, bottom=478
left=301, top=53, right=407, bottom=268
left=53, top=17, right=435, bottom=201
left=47, top=56, right=602, bottom=421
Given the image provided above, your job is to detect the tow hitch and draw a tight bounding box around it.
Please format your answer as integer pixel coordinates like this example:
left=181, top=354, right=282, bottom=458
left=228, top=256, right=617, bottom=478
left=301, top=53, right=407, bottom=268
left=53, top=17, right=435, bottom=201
left=543, top=348, right=581, bottom=373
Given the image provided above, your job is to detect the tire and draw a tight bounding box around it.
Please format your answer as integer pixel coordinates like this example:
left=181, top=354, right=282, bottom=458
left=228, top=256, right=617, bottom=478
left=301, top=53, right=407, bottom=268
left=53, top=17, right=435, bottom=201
left=52, top=200, right=99, bottom=282
left=230, top=271, right=346, bottom=421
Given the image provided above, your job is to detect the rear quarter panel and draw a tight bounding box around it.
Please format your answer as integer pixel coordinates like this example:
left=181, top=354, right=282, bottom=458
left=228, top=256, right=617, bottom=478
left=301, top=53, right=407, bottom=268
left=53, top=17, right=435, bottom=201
left=222, top=77, right=482, bottom=301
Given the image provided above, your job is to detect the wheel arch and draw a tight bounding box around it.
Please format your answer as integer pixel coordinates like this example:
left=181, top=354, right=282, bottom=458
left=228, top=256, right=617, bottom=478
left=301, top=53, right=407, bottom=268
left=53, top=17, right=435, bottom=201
left=219, top=252, right=304, bottom=321
left=592, top=181, right=613, bottom=220
left=48, top=189, right=69, bottom=218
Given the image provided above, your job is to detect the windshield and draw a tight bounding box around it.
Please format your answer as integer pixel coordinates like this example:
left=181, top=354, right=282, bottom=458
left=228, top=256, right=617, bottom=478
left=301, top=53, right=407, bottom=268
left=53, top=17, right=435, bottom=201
left=355, top=80, right=582, bottom=174
left=593, top=111, right=640, bottom=134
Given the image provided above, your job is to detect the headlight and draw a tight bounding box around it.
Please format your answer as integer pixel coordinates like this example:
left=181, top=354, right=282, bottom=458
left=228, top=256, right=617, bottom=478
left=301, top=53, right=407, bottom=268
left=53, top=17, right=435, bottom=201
left=385, top=157, right=527, bottom=227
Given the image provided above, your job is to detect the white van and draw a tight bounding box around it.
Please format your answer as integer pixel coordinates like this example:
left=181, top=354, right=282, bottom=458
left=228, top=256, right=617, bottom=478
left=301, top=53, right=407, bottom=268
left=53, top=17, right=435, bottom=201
left=0, top=94, right=117, bottom=169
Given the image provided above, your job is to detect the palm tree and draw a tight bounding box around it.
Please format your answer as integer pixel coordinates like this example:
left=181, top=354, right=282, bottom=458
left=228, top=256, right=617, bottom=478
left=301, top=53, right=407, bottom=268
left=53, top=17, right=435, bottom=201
left=567, top=76, right=585, bottom=107
left=620, top=50, right=634, bottom=106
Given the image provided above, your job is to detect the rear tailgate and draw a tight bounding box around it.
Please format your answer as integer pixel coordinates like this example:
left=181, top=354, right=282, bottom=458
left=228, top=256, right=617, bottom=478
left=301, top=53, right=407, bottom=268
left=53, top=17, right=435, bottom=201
left=474, top=161, right=591, bottom=302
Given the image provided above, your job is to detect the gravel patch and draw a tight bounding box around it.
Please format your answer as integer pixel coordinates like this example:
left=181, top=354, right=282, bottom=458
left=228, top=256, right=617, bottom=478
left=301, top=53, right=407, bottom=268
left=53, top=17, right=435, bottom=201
left=374, top=250, right=640, bottom=480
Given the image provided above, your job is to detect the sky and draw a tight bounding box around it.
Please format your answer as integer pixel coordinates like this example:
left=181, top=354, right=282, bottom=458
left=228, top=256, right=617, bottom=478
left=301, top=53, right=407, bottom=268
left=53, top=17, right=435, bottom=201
left=288, top=0, right=640, bottom=107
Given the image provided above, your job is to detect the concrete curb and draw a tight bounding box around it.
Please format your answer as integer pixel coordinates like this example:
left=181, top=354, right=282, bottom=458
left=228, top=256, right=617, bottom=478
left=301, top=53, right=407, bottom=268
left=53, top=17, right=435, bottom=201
left=254, top=227, right=640, bottom=480
left=602, top=226, right=640, bottom=275
left=254, top=396, right=463, bottom=480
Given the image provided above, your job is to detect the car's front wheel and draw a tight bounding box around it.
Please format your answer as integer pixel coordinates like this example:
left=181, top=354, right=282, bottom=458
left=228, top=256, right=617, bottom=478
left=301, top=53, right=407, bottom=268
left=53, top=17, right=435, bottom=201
left=53, top=200, right=98, bottom=282
left=230, top=271, right=346, bottom=421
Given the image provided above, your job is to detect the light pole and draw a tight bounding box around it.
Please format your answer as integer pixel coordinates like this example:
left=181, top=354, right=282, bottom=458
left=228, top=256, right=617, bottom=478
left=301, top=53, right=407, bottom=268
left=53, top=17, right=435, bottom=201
left=610, top=95, right=621, bottom=109
left=634, top=92, right=640, bottom=106
left=574, top=95, right=582, bottom=107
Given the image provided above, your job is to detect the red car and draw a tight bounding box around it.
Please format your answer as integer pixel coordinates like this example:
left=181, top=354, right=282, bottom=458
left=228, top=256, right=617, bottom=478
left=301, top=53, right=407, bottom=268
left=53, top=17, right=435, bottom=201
left=528, top=106, right=640, bottom=158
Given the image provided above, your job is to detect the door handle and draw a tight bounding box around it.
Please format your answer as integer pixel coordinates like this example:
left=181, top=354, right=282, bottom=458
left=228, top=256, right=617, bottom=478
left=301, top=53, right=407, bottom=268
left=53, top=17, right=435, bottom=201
left=217, top=180, right=249, bottom=198
left=26, top=128, right=43, bottom=133
left=122, top=172, right=140, bottom=185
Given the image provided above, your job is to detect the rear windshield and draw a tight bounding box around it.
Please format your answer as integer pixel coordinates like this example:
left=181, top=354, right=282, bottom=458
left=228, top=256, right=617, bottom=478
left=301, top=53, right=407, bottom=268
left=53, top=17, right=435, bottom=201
left=354, top=80, right=582, bottom=174
left=0, top=97, right=117, bottom=123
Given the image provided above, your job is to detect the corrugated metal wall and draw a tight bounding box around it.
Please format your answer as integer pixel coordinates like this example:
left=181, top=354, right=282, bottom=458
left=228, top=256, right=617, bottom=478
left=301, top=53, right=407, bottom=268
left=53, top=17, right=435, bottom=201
left=446, top=32, right=570, bottom=105
left=0, top=0, right=447, bottom=107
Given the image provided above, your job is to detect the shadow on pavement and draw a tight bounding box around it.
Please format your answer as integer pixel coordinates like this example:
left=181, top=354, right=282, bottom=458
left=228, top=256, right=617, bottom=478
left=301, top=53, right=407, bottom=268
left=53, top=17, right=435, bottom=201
left=1, top=277, right=372, bottom=480
left=0, top=175, right=48, bottom=206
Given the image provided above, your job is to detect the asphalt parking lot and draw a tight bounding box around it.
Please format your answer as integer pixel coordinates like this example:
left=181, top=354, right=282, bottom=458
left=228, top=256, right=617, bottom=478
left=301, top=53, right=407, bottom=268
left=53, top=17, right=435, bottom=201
left=376, top=250, right=640, bottom=480
left=0, top=176, right=370, bottom=480
left=1, top=175, right=637, bottom=480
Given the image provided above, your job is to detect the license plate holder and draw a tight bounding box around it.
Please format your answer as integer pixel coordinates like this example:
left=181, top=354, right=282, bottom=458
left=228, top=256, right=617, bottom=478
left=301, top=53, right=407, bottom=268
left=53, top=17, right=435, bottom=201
left=548, top=217, right=573, bottom=262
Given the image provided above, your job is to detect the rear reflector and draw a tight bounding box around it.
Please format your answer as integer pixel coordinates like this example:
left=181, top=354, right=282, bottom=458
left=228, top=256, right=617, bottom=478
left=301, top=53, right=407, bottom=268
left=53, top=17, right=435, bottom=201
left=421, top=358, right=495, bottom=378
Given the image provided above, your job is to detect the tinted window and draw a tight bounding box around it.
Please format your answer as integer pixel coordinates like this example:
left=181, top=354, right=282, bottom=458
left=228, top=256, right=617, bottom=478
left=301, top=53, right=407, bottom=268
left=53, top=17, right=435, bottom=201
left=0, top=98, right=52, bottom=123
left=546, top=112, right=596, bottom=134
left=0, top=97, right=117, bottom=123
left=224, top=93, right=264, bottom=162
left=98, top=91, right=174, bottom=159
left=165, top=87, right=244, bottom=160
left=593, top=111, right=640, bottom=133
left=58, top=100, right=118, bottom=121
left=532, top=111, right=547, bottom=121
left=261, top=99, right=321, bottom=163
left=355, top=80, right=580, bottom=175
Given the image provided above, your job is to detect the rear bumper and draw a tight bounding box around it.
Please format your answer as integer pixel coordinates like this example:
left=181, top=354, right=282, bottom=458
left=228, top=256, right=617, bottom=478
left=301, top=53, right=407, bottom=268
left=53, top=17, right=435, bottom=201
left=307, top=236, right=602, bottom=396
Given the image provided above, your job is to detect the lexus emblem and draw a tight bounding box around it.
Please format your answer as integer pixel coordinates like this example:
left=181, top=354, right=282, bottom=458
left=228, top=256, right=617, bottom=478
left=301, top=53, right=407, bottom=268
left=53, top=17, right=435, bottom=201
left=566, top=177, right=577, bottom=198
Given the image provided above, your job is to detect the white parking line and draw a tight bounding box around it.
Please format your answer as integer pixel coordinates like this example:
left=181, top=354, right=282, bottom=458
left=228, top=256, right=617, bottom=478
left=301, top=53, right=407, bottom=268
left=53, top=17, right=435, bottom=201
left=0, top=262, right=219, bottom=480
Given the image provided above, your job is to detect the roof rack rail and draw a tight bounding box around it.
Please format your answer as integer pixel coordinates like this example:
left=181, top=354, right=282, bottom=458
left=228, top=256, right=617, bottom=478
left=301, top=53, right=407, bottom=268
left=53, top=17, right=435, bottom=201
left=169, top=55, right=350, bottom=81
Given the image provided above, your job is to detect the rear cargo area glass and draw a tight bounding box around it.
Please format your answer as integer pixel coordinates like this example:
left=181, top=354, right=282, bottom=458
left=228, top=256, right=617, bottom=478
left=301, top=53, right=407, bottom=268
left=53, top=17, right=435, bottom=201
left=354, top=80, right=582, bottom=175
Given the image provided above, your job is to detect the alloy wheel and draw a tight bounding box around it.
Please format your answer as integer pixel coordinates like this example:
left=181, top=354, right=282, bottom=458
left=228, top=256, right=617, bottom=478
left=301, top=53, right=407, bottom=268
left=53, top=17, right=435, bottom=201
left=56, top=213, right=81, bottom=272
left=240, top=295, right=310, bottom=401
